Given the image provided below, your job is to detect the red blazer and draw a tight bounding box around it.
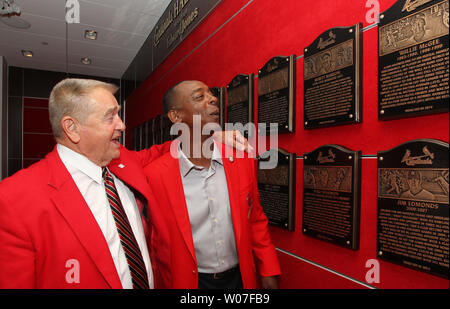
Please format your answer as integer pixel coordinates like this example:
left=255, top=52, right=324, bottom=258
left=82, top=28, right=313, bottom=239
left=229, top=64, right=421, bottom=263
left=0, top=143, right=171, bottom=289
left=144, top=143, right=281, bottom=289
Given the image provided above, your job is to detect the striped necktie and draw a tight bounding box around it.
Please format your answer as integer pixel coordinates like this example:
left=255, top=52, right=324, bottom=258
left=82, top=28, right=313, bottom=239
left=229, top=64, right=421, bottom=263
left=102, top=168, right=150, bottom=289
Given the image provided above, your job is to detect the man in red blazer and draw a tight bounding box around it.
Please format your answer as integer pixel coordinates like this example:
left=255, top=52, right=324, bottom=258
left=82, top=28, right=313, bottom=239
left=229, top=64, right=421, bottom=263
left=144, top=80, right=281, bottom=289
left=0, top=79, right=174, bottom=289
left=0, top=78, right=249, bottom=289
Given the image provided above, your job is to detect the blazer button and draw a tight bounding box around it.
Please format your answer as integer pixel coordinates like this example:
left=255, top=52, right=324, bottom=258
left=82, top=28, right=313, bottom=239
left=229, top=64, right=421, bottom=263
left=192, top=270, right=196, bottom=275
left=228, top=157, right=234, bottom=163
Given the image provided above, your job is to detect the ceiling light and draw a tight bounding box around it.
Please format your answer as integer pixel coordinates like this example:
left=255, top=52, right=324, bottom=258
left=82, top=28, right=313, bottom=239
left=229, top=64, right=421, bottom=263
left=0, top=0, right=21, bottom=16
left=81, top=57, right=91, bottom=65
left=84, top=30, right=97, bottom=40
left=21, top=50, right=33, bottom=58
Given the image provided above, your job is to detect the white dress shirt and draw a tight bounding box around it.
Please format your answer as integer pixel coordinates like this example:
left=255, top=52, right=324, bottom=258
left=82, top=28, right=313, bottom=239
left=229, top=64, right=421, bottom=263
left=178, top=142, right=239, bottom=273
left=57, top=144, right=154, bottom=289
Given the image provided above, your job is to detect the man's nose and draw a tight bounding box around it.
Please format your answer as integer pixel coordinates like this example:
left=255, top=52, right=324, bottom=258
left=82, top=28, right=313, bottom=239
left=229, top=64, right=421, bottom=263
left=117, top=117, right=126, bottom=131
left=208, top=92, right=218, bottom=106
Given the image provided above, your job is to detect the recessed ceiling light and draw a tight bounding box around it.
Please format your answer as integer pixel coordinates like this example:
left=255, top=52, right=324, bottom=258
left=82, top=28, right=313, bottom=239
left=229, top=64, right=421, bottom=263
left=84, top=30, right=97, bottom=40
left=81, top=57, right=91, bottom=65
left=21, top=50, right=33, bottom=58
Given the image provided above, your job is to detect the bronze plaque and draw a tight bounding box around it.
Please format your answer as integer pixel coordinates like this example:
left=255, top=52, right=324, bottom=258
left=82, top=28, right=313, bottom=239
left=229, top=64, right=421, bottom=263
left=303, top=145, right=361, bottom=249
left=226, top=74, right=254, bottom=132
left=211, top=86, right=225, bottom=129
left=258, top=149, right=296, bottom=231
left=377, top=139, right=449, bottom=278
left=379, top=0, right=449, bottom=120
left=258, top=55, right=296, bottom=134
left=304, top=23, right=362, bottom=129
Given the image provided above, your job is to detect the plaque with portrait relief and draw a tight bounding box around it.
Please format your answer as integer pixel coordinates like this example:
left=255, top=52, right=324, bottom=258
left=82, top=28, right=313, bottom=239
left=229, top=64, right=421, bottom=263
left=226, top=74, right=254, bottom=133
left=303, top=145, right=361, bottom=250
left=303, top=23, right=362, bottom=129
left=258, top=149, right=296, bottom=231
left=377, top=139, right=449, bottom=278
left=258, top=55, right=296, bottom=134
left=378, top=0, right=449, bottom=120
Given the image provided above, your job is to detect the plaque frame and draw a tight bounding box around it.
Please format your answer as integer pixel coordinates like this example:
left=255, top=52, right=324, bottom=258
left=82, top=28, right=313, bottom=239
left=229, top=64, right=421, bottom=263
left=257, top=55, right=296, bottom=134
left=225, top=74, right=254, bottom=128
left=378, top=0, right=449, bottom=120
left=377, top=138, right=449, bottom=278
left=258, top=148, right=296, bottom=231
left=303, top=23, right=363, bottom=129
left=302, top=145, right=362, bottom=250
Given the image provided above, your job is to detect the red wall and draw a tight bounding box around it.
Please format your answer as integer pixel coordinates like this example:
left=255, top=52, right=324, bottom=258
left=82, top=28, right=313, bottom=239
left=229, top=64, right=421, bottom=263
left=23, top=97, right=55, bottom=168
left=125, top=0, right=449, bottom=289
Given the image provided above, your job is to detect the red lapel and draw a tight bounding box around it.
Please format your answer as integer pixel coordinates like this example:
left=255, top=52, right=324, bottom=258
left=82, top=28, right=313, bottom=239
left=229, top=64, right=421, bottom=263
left=220, top=145, right=242, bottom=248
left=46, top=148, right=122, bottom=289
left=161, top=153, right=197, bottom=264
left=108, top=152, right=151, bottom=215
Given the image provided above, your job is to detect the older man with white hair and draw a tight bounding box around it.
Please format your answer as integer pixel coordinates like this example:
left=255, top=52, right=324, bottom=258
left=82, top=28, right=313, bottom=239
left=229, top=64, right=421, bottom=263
left=0, top=78, right=250, bottom=289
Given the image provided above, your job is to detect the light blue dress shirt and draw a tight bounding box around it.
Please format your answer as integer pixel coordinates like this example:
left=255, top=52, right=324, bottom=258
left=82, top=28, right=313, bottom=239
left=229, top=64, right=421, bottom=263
left=177, top=143, right=239, bottom=273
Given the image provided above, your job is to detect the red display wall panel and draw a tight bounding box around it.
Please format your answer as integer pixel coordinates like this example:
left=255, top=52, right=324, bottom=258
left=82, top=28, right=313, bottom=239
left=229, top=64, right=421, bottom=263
left=125, top=0, right=449, bottom=288
left=23, top=134, right=54, bottom=165
left=22, top=98, right=55, bottom=168
left=276, top=249, right=369, bottom=289
left=23, top=108, right=52, bottom=133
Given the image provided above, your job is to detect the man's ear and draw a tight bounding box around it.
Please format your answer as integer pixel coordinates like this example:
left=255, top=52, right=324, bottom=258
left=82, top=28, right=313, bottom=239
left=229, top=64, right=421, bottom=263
left=167, top=110, right=181, bottom=123
left=61, top=116, right=81, bottom=144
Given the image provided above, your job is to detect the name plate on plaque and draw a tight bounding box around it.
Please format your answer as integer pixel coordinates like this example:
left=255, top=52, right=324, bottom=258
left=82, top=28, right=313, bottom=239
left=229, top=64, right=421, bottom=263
left=378, top=0, right=449, bottom=120
left=377, top=139, right=449, bottom=278
left=303, top=145, right=361, bottom=249
left=258, top=149, right=296, bottom=231
left=258, top=55, right=296, bottom=134
left=304, top=23, right=362, bottom=129
left=226, top=74, right=254, bottom=128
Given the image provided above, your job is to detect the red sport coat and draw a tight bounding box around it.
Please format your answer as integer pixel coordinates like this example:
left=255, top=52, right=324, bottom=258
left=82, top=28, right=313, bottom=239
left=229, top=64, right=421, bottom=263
left=144, top=142, right=281, bottom=289
left=0, top=143, right=172, bottom=289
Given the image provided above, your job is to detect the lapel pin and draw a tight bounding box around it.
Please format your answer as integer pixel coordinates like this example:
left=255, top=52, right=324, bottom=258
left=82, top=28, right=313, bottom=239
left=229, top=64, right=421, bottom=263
left=228, top=157, right=234, bottom=163
left=118, top=164, right=125, bottom=168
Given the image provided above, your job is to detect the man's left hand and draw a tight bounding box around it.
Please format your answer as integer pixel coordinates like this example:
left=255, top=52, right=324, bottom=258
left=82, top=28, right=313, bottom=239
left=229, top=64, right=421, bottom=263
left=261, top=276, right=279, bottom=289
left=213, top=130, right=254, bottom=154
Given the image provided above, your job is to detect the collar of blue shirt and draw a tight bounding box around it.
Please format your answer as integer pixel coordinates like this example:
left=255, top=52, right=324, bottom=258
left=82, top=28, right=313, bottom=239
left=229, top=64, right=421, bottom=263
left=177, top=141, right=223, bottom=177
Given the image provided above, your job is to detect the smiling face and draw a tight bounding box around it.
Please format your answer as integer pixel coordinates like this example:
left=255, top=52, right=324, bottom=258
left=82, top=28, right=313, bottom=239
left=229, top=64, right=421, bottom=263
left=78, top=87, right=125, bottom=167
left=171, top=80, right=220, bottom=128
